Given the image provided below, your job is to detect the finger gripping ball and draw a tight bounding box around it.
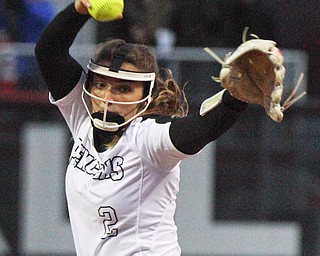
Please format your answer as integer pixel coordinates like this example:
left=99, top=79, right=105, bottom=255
left=88, top=0, right=124, bottom=22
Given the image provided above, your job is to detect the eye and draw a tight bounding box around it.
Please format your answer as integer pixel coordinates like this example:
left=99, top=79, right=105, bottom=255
left=93, top=82, right=107, bottom=89
left=118, top=85, right=132, bottom=93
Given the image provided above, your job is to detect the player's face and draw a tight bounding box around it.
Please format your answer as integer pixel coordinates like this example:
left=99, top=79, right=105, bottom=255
left=90, top=63, right=145, bottom=122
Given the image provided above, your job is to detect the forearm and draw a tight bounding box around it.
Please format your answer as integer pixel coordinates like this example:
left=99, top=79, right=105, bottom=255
left=169, top=91, right=247, bottom=154
left=34, top=3, right=90, bottom=100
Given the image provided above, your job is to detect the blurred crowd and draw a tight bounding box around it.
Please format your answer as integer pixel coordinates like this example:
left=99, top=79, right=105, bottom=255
left=98, top=0, right=319, bottom=96
left=0, top=0, right=55, bottom=91
left=1, top=0, right=319, bottom=95
left=98, top=0, right=275, bottom=47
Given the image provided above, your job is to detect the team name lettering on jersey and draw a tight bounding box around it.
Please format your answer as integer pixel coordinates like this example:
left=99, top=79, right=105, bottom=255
left=69, top=138, right=124, bottom=181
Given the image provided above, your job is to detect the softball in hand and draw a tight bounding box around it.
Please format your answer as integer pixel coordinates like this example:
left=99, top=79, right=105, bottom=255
left=88, top=0, right=124, bottom=22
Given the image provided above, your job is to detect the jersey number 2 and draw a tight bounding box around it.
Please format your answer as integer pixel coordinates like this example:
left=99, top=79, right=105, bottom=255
left=98, top=206, right=118, bottom=239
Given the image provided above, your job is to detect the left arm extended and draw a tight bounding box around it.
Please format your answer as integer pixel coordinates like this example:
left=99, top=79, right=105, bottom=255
left=169, top=90, right=247, bottom=155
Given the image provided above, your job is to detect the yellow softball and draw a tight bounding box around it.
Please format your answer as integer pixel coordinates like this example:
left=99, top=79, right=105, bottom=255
left=88, top=0, right=124, bottom=22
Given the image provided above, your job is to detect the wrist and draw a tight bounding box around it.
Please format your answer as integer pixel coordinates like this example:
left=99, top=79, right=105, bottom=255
left=222, top=90, right=248, bottom=112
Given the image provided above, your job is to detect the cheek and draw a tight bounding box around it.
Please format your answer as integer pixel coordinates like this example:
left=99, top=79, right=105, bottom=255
left=90, top=92, right=106, bottom=111
left=134, top=87, right=145, bottom=100
left=91, top=99, right=100, bottom=112
left=91, top=87, right=105, bottom=98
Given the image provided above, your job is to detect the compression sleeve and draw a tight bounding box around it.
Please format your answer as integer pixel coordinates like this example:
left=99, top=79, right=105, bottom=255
left=34, top=3, right=90, bottom=100
left=169, top=90, right=247, bottom=155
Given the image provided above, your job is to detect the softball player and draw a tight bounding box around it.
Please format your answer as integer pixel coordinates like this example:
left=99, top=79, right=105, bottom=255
left=35, top=1, right=247, bottom=255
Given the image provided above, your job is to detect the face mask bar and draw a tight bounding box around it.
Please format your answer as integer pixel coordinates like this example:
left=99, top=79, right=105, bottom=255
left=81, top=61, right=156, bottom=132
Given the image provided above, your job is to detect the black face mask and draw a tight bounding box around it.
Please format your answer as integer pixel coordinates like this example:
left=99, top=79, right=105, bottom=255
left=91, top=112, right=125, bottom=129
left=91, top=112, right=125, bottom=152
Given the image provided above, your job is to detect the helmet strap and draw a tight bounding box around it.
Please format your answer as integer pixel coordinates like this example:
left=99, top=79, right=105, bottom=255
left=109, top=43, right=134, bottom=72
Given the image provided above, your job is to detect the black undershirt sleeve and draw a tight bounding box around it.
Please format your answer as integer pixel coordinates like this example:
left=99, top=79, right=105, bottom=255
left=34, top=3, right=90, bottom=100
left=169, top=91, right=247, bottom=155
left=35, top=3, right=246, bottom=154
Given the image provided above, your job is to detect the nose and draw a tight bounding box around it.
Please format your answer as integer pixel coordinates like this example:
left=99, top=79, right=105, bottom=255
left=100, top=85, right=114, bottom=101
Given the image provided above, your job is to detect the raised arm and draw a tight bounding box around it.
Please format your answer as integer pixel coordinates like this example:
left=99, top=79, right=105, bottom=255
left=34, top=2, right=90, bottom=100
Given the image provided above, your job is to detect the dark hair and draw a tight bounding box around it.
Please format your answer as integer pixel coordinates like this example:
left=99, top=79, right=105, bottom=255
left=93, top=39, right=159, bottom=73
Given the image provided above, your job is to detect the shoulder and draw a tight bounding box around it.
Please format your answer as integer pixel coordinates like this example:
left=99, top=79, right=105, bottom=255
left=141, top=114, right=178, bottom=124
left=128, top=115, right=177, bottom=140
left=127, top=115, right=188, bottom=168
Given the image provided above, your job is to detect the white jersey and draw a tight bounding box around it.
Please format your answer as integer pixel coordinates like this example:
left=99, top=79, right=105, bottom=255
left=50, top=73, right=189, bottom=256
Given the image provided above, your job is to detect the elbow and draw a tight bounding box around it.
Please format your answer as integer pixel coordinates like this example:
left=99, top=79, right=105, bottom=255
left=34, top=34, right=51, bottom=64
